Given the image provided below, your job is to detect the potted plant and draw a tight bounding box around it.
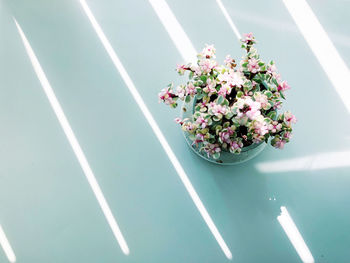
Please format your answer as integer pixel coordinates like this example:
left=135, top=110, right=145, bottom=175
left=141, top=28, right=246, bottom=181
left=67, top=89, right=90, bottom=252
left=158, top=33, right=296, bottom=165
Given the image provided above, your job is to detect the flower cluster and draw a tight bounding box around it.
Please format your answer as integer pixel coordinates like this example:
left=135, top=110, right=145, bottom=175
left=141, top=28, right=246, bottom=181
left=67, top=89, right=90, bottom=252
left=158, top=33, right=296, bottom=159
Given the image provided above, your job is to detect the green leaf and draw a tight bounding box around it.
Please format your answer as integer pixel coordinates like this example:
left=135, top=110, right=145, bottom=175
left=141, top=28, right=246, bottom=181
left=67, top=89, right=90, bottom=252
left=254, top=83, right=261, bottom=91
left=223, top=122, right=230, bottom=128
left=217, top=95, right=224, bottom=105
left=200, top=75, right=207, bottom=83
left=259, top=73, right=266, bottom=80
left=265, top=90, right=272, bottom=98
left=213, top=116, right=221, bottom=122
left=215, top=125, right=222, bottom=133
left=280, top=91, right=286, bottom=100
left=267, top=111, right=277, bottom=120
left=272, top=78, right=279, bottom=86
left=170, top=103, right=178, bottom=108
left=188, top=134, right=196, bottom=141
left=252, top=74, right=262, bottom=83
left=243, top=84, right=251, bottom=92
left=222, top=99, right=229, bottom=106
left=237, top=91, right=244, bottom=98
left=225, top=111, right=233, bottom=119
left=262, top=81, right=269, bottom=90
left=212, top=152, right=220, bottom=160
left=189, top=71, right=194, bottom=79
left=196, top=93, right=203, bottom=100
left=185, top=95, right=191, bottom=103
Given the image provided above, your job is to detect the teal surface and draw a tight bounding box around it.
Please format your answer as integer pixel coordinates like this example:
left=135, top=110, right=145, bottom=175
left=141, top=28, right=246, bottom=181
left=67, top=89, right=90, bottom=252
left=1, top=0, right=350, bottom=262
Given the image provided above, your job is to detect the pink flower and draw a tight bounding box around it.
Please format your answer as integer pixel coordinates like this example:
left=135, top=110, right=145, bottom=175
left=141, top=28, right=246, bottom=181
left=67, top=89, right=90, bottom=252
left=268, top=121, right=282, bottom=133
left=176, top=64, right=187, bottom=75
left=174, top=117, right=182, bottom=124
left=218, top=70, right=244, bottom=87
left=228, top=71, right=244, bottom=87
left=248, top=58, right=260, bottom=74
left=273, top=138, right=286, bottom=149
left=278, top=81, right=290, bottom=92
left=182, top=122, right=197, bottom=132
left=201, top=44, right=216, bottom=58
left=210, top=104, right=228, bottom=116
left=218, top=84, right=231, bottom=97
left=203, top=78, right=217, bottom=95
left=246, top=102, right=261, bottom=119
left=273, top=101, right=282, bottom=110
left=224, top=55, right=235, bottom=67
left=230, top=140, right=243, bottom=153
left=251, top=117, right=269, bottom=136
left=158, top=87, right=176, bottom=106
left=235, top=97, right=261, bottom=120
left=254, top=92, right=269, bottom=110
left=186, top=82, right=196, bottom=96
left=220, top=132, right=231, bottom=143
left=267, top=64, right=277, bottom=75
left=192, top=133, right=204, bottom=146
left=197, top=101, right=208, bottom=112
left=217, top=71, right=230, bottom=83
left=196, top=116, right=208, bottom=128
left=175, top=85, right=185, bottom=99
left=242, top=32, right=254, bottom=43
left=203, top=142, right=221, bottom=157
left=199, top=59, right=217, bottom=74
left=283, top=131, right=293, bottom=140
left=190, top=65, right=202, bottom=76
left=274, top=73, right=282, bottom=84
left=219, top=127, right=235, bottom=144
left=284, top=111, right=297, bottom=125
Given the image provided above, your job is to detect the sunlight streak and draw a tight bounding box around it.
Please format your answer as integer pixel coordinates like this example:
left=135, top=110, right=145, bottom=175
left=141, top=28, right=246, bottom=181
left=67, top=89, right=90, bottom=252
left=278, top=207, right=314, bottom=263
left=283, top=0, right=350, bottom=113
left=0, top=225, right=16, bottom=263
left=14, top=19, right=130, bottom=255
left=256, top=151, right=350, bottom=173
left=215, top=0, right=241, bottom=40
left=79, top=0, right=232, bottom=259
left=148, top=0, right=197, bottom=63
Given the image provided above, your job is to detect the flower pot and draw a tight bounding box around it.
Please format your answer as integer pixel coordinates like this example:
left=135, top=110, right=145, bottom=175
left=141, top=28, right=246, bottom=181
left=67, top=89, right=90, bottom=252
left=181, top=97, right=266, bottom=165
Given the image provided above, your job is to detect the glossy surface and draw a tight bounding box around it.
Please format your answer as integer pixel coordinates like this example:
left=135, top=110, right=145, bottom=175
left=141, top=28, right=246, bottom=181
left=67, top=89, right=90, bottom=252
left=1, top=0, right=349, bottom=262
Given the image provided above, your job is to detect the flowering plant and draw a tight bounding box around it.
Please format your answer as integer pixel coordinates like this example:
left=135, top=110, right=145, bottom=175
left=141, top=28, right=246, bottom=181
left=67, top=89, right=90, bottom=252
left=158, top=33, right=296, bottom=160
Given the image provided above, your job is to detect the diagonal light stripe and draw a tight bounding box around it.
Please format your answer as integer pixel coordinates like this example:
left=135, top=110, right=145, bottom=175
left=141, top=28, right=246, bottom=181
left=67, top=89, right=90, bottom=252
left=215, top=0, right=241, bottom=40
left=278, top=207, right=314, bottom=263
left=256, top=151, right=350, bottom=173
left=283, top=0, right=350, bottom=113
left=79, top=0, right=232, bottom=260
left=14, top=19, right=130, bottom=256
left=0, top=225, right=16, bottom=263
left=147, top=0, right=197, bottom=63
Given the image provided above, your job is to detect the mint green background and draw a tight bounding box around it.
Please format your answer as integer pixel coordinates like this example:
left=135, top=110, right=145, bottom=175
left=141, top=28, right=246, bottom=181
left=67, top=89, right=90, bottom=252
left=1, top=0, right=349, bottom=262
